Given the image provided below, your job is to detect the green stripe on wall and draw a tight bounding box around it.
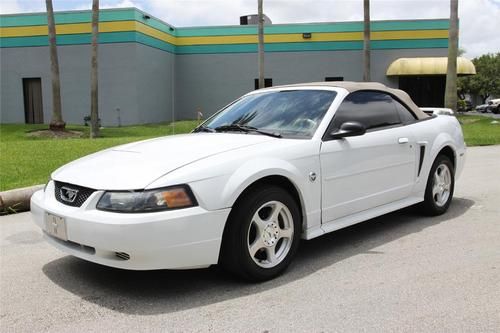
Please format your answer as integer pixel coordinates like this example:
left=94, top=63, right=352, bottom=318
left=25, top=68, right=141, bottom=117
left=0, top=31, right=139, bottom=47
left=135, top=32, right=175, bottom=53
left=176, top=20, right=449, bottom=37
left=371, top=38, right=448, bottom=49
left=0, top=31, right=448, bottom=53
left=175, top=39, right=448, bottom=54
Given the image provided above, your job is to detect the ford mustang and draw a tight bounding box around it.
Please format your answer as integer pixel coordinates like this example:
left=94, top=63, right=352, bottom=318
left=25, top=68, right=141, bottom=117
left=31, top=82, right=466, bottom=281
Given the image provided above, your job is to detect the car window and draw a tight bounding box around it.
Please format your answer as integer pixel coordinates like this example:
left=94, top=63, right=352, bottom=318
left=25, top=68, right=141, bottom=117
left=330, top=91, right=401, bottom=132
left=393, top=98, right=417, bottom=123
left=203, top=90, right=337, bottom=138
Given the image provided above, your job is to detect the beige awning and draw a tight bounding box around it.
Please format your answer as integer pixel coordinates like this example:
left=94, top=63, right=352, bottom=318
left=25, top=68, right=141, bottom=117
left=386, top=57, right=476, bottom=76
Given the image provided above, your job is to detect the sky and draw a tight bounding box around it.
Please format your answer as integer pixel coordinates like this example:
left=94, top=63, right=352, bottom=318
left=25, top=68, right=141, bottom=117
left=1, top=0, right=499, bottom=59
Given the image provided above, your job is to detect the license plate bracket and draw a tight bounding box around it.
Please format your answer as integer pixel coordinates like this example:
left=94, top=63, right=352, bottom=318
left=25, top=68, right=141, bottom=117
left=45, top=213, right=68, bottom=241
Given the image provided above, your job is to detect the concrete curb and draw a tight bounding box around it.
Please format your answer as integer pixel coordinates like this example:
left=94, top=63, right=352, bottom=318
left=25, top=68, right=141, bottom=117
left=0, top=184, right=44, bottom=214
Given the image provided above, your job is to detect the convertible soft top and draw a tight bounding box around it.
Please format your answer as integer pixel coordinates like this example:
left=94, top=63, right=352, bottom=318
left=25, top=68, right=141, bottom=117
left=273, top=81, right=429, bottom=120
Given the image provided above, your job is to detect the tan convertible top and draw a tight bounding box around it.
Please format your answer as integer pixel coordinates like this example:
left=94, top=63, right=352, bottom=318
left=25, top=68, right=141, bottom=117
left=272, top=81, right=429, bottom=120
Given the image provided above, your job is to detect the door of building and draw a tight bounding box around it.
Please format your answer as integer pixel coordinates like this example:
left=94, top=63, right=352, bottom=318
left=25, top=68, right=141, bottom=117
left=399, top=76, right=445, bottom=107
left=23, top=78, right=44, bottom=124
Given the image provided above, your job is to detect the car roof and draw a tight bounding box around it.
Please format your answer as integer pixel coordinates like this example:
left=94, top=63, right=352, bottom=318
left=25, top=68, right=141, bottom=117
left=269, top=81, right=429, bottom=120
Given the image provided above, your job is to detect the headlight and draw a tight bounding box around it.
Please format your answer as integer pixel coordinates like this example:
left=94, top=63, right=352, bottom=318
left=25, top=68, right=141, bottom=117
left=96, top=185, right=197, bottom=213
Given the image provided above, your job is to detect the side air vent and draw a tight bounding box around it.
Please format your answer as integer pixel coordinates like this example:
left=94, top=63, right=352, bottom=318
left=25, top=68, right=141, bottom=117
left=115, top=252, right=131, bottom=261
left=418, top=146, right=426, bottom=176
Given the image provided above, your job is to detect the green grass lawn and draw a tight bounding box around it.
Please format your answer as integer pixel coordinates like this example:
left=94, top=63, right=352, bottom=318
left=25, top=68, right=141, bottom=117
left=457, top=115, right=500, bottom=146
left=0, top=116, right=499, bottom=191
left=0, top=121, right=199, bottom=191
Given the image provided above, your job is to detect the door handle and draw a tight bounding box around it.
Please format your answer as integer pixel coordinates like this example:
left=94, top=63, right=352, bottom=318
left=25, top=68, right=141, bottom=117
left=398, top=137, right=409, bottom=144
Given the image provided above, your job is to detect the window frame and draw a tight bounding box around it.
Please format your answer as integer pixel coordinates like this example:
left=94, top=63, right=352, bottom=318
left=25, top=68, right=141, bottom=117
left=322, top=89, right=417, bottom=141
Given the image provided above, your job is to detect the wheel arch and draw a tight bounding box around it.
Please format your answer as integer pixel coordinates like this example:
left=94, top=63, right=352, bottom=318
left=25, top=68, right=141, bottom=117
left=218, top=174, right=306, bottom=265
left=436, top=145, right=456, bottom=170
left=231, top=175, right=305, bottom=223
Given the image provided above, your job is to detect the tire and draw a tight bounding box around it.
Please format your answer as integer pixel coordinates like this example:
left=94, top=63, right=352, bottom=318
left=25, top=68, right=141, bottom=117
left=420, top=154, right=455, bottom=216
left=219, top=185, right=301, bottom=281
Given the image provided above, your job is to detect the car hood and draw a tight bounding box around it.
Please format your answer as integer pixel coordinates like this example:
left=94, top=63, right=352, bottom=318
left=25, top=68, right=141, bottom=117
left=52, top=133, right=273, bottom=190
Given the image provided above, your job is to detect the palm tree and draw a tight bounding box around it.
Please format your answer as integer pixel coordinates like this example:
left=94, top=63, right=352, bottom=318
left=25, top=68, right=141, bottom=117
left=363, top=0, right=371, bottom=82
left=90, top=0, right=100, bottom=138
left=257, top=0, right=265, bottom=89
left=45, top=0, right=65, bottom=130
left=444, top=0, right=458, bottom=110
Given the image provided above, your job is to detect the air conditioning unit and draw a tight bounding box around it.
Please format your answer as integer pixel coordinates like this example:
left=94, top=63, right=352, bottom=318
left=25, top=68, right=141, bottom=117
left=240, top=14, right=272, bottom=25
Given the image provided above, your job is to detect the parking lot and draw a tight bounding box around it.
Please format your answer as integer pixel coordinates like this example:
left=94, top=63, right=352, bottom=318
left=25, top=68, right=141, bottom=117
left=1, top=145, right=499, bottom=332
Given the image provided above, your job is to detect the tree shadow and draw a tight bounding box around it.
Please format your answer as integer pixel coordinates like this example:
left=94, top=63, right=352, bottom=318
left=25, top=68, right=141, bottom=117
left=42, top=197, right=474, bottom=315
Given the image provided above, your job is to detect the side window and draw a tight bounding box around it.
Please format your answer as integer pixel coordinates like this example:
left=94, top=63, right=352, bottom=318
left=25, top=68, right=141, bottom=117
left=331, top=91, right=401, bottom=131
left=393, top=98, right=417, bottom=123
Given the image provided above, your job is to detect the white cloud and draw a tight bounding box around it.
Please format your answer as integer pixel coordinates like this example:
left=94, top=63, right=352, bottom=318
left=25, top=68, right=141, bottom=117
left=0, top=0, right=21, bottom=14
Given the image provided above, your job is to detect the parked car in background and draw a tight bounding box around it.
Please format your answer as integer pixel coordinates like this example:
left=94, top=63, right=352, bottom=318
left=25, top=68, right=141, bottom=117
left=487, top=99, right=500, bottom=114
left=420, top=107, right=455, bottom=116
left=31, top=82, right=466, bottom=281
left=476, top=103, right=489, bottom=113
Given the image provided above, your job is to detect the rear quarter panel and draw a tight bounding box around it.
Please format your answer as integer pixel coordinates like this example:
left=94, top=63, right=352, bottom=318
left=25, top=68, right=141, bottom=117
left=409, top=115, right=466, bottom=197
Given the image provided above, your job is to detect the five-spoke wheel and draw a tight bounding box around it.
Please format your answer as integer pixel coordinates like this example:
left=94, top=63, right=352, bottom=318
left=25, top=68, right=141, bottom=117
left=421, top=154, right=455, bottom=215
left=220, top=186, right=301, bottom=281
left=247, top=201, right=294, bottom=268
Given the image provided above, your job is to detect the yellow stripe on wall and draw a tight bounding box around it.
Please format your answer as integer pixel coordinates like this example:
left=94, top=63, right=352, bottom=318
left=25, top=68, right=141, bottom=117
left=177, top=30, right=448, bottom=45
left=135, top=22, right=176, bottom=44
left=0, top=21, right=448, bottom=46
left=0, top=21, right=137, bottom=37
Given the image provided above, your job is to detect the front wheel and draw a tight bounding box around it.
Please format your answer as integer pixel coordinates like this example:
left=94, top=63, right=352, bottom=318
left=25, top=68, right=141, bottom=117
left=420, top=154, right=455, bottom=215
left=220, top=186, right=301, bottom=281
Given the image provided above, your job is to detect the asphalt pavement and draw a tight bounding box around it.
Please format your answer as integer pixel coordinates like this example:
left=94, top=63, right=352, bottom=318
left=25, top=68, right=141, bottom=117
left=1, top=146, right=499, bottom=332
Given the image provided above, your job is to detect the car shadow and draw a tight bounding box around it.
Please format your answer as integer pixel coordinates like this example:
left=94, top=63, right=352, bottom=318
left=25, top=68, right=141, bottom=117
left=42, top=197, right=474, bottom=315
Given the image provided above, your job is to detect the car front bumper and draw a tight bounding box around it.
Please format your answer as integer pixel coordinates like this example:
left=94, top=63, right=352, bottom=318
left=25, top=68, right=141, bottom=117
left=30, top=182, right=231, bottom=270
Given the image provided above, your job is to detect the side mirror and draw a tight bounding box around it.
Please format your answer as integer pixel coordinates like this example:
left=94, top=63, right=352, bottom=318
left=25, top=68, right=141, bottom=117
left=329, top=121, right=366, bottom=139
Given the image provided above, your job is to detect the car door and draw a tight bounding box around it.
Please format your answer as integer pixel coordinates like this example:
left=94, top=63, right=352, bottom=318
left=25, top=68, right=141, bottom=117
left=320, top=90, right=417, bottom=223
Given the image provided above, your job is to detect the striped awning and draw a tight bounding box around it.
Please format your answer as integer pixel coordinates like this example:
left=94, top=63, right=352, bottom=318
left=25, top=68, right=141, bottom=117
left=386, top=57, right=476, bottom=76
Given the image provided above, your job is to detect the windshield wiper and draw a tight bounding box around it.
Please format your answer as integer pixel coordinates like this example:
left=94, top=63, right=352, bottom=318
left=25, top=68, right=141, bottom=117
left=193, top=125, right=216, bottom=133
left=214, top=124, right=282, bottom=138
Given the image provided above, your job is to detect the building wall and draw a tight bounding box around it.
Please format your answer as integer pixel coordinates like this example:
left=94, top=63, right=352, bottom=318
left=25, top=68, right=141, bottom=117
left=0, top=8, right=451, bottom=124
left=0, top=42, right=175, bottom=125
left=174, top=47, right=447, bottom=118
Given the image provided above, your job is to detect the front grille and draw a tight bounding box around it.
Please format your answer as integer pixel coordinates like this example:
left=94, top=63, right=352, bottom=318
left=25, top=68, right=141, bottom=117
left=54, top=181, right=96, bottom=207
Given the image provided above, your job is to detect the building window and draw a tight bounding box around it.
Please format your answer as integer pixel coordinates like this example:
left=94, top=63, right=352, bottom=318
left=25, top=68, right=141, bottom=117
left=325, top=77, right=344, bottom=82
left=254, top=78, right=273, bottom=90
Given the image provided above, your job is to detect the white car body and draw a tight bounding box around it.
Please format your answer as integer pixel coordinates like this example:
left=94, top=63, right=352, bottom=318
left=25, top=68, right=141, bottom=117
left=420, top=107, right=455, bottom=116
left=31, top=84, right=466, bottom=272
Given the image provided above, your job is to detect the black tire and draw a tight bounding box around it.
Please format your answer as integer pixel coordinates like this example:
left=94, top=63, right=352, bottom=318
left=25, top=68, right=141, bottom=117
left=420, top=154, right=455, bottom=216
left=219, top=185, right=301, bottom=281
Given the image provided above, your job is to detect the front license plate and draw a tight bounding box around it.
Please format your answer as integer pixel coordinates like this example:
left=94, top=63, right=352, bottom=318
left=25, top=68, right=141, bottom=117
left=45, top=213, right=68, bottom=241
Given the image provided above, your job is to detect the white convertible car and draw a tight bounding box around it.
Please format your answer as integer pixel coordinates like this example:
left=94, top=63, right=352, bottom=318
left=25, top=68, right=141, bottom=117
left=31, top=82, right=466, bottom=281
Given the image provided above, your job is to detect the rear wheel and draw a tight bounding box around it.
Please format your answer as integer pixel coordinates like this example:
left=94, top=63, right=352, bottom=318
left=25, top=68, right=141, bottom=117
left=220, top=186, right=301, bottom=281
left=420, top=154, right=454, bottom=215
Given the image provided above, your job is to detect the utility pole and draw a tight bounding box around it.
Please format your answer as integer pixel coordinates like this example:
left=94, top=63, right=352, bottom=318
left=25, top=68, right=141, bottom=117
left=45, top=0, right=65, bottom=130
left=444, top=0, right=458, bottom=110
left=363, top=0, right=371, bottom=82
left=90, top=0, right=100, bottom=138
left=257, top=0, right=265, bottom=89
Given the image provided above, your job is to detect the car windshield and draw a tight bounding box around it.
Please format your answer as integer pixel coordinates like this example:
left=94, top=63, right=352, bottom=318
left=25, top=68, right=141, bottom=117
left=200, top=90, right=337, bottom=138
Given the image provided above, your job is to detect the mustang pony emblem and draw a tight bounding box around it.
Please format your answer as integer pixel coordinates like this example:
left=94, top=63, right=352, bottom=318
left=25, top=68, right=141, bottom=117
left=60, top=187, right=79, bottom=203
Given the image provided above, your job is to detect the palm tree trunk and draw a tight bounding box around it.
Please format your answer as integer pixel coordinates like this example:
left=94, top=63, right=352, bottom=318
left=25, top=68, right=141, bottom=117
left=444, top=0, right=458, bottom=110
left=45, top=0, right=65, bottom=130
left=363, top=0, right=371, bottom=82
left=90, top=0, right=100, bottom=138
left=257, top=0, right=265, bottom=89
